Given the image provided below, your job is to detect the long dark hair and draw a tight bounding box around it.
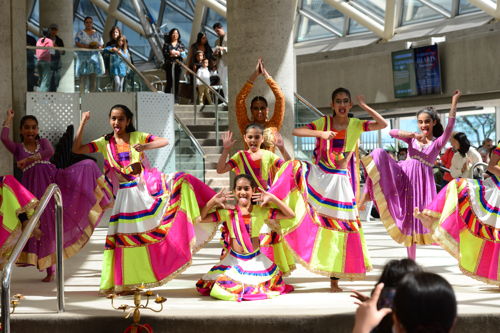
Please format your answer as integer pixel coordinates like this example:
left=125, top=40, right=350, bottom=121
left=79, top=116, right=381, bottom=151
left=371, top=259, right=422, bottom=333
left=331, top=87, right=351, bottom=117
left=195, top=32, right=208, bottom=45
left=19, top=115, right=40, bottom=141
left=394, top=272, right=457, bottom=333
left=104, top=104, right=136, bottom=141
left=417, top=107, right=444, bottom=138
left=108, top=26, right=122, bottom=42
left=453, top=132, right=471, bottom=157
left=165, top=28, right=181, bottom=44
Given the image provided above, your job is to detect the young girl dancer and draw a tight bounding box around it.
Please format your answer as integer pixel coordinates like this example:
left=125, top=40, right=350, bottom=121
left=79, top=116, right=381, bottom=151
left=270, top=88, right=387, bottom=292
left=196, top=174, right=295, bottom=301
left=104, top=35, right=130, bottom=92
left=236, top=58, right=289, bottom=158
left=414, top=142, right=500, bottom=285
left=361, top=90, right=461, bottom=260
left=217, top=124, right=294, bottom=274
left=1, top=109, right=111, bottom=282
left=73, top=105, right=217, bottom=294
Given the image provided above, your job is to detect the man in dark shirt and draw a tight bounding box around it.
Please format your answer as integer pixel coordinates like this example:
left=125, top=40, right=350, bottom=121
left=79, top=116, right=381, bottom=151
left=48, top=23, right=65, bottom=92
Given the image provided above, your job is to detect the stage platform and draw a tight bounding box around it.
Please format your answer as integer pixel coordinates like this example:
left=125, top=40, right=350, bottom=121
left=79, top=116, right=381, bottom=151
left=8, top=217, right=500, bottom=333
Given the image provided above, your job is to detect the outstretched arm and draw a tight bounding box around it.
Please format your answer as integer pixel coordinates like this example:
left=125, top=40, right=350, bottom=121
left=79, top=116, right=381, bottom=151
left=262, top=61, right=285, bottom=130
left=357, top=95, right=388, bottom=131
left=1, top=109, right=17, bottom=154
left=274, top=132, right=291, bottom=161
left=435, top=90, right=461, bottom=149
left=235, top=60, right=261, bottom=135
left=293, top=126, right=336, bottom=140
left=216, top=131, right=236, bottom=174
left=72, top=111, right=92, bottom=154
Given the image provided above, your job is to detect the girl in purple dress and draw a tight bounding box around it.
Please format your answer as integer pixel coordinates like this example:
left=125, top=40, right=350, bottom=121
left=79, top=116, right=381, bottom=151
left=1, top=109, right=111, bottom=282
left=361, top=90, right=461, bottom=260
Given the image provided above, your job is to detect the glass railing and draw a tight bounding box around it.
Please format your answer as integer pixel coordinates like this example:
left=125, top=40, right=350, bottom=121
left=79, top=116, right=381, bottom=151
left=165, top=115, right=206, bottom=182
left=294, top=92, right=324, bottom=160
left=26, top=45, right=155, bottom=93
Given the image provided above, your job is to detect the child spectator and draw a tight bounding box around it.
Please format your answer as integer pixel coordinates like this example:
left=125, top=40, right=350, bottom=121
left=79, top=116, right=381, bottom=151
left=192, top=50, right=204, bottom=73
left=196, top=58, right=213, bottom=105
left=104, top=36, right=130, bottom=92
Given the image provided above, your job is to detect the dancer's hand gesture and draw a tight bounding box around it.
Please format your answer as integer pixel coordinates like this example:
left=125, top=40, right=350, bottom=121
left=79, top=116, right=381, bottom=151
left=352, top=283, right=392, bottom=333
left=222, top=131, right=236, bottom=150
left=356, top=95, right=367, bottom=107
left=320, top=131, right=336, bottom=140
left=6, top=108, right=14, bottom=121
left=252, top=187, right=274, bottom=207
left=451, top=89, right=461, bottom=105
left=81, top=111, right=90, bottom=126
left=213, top=190, right=233, bottom=209
left=411, top=132, right=425, bottom=141
left=259, top=58, right=270, bottom=78
left=17, top=158, right=29, bottom=170
left=274, top=132, right=285, bottom=149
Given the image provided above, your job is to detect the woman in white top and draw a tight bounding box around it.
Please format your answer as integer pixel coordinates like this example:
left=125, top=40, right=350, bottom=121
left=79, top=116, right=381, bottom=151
left=449, top=132, right=482, bottom=179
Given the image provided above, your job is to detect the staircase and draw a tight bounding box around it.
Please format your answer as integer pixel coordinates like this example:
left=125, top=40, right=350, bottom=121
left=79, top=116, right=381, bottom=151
left=175, top=104, right=229, bottom=191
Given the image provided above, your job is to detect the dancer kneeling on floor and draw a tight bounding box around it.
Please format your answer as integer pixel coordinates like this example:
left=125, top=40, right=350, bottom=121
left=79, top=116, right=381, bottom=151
left=196, top=174, right=295, bottom=301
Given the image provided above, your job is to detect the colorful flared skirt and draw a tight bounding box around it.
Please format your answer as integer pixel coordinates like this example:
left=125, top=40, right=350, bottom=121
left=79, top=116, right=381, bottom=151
left=99, top=172, right=217, bottom=294
left=0, top=175, right=38, bottom=268
left=218, top=221, right=296, bottom=276
left=196, top=248, right=293, bottom=301
left=423, top=176, right=500, bottom=285
left=362, top=150, right=435, bottom=246
left=17, top=160, right=112, bottom=270
left=269, top=160, right=371, bottom=279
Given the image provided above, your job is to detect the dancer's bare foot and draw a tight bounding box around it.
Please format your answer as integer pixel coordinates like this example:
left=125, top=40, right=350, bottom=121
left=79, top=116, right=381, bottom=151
left=413, top=207, right=434, bottom=229
left=42, top=273, right=54, bottom=283
left=330, top=279, right=343, bottom=293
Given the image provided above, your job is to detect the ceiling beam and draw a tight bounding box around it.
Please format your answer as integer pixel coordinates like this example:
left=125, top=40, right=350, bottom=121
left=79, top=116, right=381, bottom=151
left=468, top=0, right=500, bottom=19
left=322, top=0, right=390, bottom=40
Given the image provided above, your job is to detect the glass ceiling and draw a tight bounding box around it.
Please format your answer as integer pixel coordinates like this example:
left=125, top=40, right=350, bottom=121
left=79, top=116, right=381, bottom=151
left=27, top=0, right=490, bottom=63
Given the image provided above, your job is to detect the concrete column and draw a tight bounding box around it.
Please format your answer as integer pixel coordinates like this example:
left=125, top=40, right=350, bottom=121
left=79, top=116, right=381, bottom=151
left=227, top=0, right=297, bottom=157
left=0, top=0, right=26, bottom=175
left=39, top=0, right=74, bottom=92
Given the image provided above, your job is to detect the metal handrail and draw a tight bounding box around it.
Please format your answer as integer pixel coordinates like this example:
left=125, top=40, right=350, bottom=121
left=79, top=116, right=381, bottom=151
left=175, top=60, right=227, bottom=145
left=1, top=184, right=64, bottom=333
left=472, top=161, right=488, bottom=180
left=174, top=114, right=206, bottom=159
left=294, top=92, right=324, bottom=118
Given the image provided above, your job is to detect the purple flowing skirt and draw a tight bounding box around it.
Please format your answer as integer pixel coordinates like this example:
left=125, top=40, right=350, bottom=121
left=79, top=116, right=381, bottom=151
left=362, top=148, right=435, bottom=246
left=17, top=160, right=112, bottom=270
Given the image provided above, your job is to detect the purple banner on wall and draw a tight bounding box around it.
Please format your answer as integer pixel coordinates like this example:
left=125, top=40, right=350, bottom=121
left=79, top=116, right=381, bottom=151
left=414, top=44, right=442, bottom=95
